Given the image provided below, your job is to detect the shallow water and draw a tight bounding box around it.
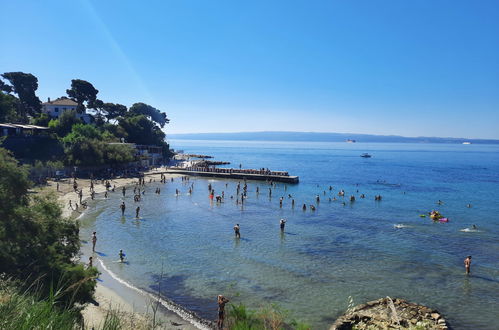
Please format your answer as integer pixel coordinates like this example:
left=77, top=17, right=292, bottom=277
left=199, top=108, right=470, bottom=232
left=80, top=141, right=499, bottom=329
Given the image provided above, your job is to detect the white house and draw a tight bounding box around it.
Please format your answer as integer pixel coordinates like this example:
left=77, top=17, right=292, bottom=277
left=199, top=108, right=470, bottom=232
left=41, top=97, right=91, bottom=123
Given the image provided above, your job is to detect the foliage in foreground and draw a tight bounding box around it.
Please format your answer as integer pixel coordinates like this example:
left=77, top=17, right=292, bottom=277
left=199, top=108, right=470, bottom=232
left=0, top=147, right=98, bottom=306
left=0, top=278, right=81, bottom=330
left=226, top=303, right=311, bottom=330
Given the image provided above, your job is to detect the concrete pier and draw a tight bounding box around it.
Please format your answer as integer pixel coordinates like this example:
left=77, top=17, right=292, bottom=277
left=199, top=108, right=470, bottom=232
left=161, top=168, right=299, bottom=183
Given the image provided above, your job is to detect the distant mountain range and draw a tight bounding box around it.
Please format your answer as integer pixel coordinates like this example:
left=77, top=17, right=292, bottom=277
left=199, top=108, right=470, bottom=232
left=168, top=131, right=499, bottom=144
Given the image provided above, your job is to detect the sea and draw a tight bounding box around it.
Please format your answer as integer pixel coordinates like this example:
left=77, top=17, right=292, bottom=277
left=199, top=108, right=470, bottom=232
left=79, top=140, right=499, bottom=329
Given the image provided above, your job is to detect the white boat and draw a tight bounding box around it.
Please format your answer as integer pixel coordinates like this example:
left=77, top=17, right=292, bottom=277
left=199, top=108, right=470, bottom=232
left=462, top=142, right=471, bottom=145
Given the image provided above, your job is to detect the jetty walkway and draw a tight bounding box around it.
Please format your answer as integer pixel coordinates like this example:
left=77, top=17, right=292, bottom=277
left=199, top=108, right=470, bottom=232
left=159, top=167, right=299, bottom=183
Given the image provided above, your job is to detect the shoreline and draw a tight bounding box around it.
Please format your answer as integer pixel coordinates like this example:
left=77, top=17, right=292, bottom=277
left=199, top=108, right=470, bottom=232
left=41, top=170, right=211, bottom=329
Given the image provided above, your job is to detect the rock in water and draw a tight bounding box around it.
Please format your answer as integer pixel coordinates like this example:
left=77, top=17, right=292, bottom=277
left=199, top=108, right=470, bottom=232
left=330, top=297, right=449, bottom=329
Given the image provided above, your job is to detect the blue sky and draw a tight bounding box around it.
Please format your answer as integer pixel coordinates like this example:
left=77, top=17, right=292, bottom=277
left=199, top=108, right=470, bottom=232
left=1, top=0, right=498, bottom=138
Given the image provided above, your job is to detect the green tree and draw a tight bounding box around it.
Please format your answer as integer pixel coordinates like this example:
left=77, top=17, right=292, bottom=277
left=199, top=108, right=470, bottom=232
left=103, top=102, right=127, bottom=122
left=128, top=102, right=169, bottom=128
left=0, top=148, right=97, bottom=306
left=48, top=110, right=83, bottom=137
left=0, top=92, right=20, bottom=123
left=31, top=113, right=51, bottom=127
left=66, top=79, right=99, bottom=113
left=118, top=114, right=166, bottom=145
left=62, top=124, right=134, bottom=166
left=0, top=79, right=13, bottom=93
left=1, top=72, right=42, bottom=121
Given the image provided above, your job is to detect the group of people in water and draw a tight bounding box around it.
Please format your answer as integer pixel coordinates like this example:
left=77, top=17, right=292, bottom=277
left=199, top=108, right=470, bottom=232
left=69, top=170, right=477, bottom=328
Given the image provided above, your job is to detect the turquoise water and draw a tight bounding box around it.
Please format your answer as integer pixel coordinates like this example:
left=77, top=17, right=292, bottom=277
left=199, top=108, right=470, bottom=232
left=80, top=141, right=499, bottom=329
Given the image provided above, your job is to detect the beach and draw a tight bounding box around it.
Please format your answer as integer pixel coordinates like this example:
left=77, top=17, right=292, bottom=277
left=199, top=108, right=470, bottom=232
left=40, top=170, right=204, bottom=330
left=39, top=140, right=499, bottom=329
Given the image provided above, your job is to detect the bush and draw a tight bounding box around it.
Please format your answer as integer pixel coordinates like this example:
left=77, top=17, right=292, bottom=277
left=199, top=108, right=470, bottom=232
left=0, top=148, right=97, bottom=307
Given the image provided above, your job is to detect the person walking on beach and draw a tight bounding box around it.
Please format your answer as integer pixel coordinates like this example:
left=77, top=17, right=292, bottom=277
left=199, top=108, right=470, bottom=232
left=280, top=218, right=286, bottom=231
left=135, top=206, right=140, bottom=218
left=92, top=232, right=97, bottom=252
left=464, top=256, right=472, bottom=274
left=119, top=249, right=125, bottom=262
left=233, top=224, right=241, bottom=238
left=120, top=202, right=126, bottom=216
left=88, top=256, right=93, bottom=268
left=122, top=186, right=126, bottom=197
left=217, top=295, right=229, bottom=329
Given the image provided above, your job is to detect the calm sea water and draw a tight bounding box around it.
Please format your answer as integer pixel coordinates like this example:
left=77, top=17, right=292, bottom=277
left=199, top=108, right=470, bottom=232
left=80, top=141, right=499, bottom=329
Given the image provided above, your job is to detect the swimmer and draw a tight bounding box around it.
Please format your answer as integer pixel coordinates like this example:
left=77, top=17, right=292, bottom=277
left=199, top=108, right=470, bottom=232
left=464, top=256, right=472, bottom=274
left=279, top=219, right=286, bottom=231
left=92, top=232, right=97, bottom=252
left=233, top=224, right=241, bottom=238
left=467, top=204, right=472, bottom=208
left=135, top=206, right=140, bottom=218
left=120, top=201, right=126, bottom=216
left=302, top=204, right=307, bottom=211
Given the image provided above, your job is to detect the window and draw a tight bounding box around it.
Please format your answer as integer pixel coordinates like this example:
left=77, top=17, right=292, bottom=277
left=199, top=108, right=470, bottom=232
left=54, top=107, right=59, bottom=112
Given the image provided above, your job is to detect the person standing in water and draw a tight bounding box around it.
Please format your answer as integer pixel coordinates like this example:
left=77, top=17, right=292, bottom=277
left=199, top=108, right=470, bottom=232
left=135, top=206, right=140, bottom=218
left=464, top=256, right=472, bottom=274
left=217, top=295, right=230, bottom=329
left=119, top=249, right=125, bottom=262
left=233, top=224, right=241, bottom=238
left=280, top=219, right=286, bottom=231
left=88, top=256, right=93, bottom=268
left=92, top=232, right=97, bottom=252
left=120, top=202, right=126, bottom=216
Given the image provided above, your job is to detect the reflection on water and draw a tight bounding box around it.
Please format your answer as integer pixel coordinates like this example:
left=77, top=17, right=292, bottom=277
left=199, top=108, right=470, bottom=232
left=80, top=142, right=499, bottom=329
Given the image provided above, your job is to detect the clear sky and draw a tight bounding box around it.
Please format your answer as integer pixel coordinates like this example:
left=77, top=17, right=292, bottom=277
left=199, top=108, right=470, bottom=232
left=1, top=0, right=498, bottom=138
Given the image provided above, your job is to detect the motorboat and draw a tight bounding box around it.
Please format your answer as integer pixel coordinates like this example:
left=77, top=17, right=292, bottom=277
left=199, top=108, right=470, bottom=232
left=360, top=153, right=372, bottom=158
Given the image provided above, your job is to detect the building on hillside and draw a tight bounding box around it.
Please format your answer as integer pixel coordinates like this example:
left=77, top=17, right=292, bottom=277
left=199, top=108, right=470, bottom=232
left=107, top=142, right=164, bottom=167
left=41, top=97, right=91, bottom=123
left=0, top=123, right=50, bottom=137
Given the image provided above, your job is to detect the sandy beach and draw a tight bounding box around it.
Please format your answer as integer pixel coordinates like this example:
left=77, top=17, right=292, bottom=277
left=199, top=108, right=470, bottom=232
left=40, top=170, right=203, bottom=330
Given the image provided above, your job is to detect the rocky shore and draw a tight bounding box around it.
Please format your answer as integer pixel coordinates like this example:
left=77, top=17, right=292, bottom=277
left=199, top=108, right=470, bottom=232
left=330, top=297, right=449, bottom=330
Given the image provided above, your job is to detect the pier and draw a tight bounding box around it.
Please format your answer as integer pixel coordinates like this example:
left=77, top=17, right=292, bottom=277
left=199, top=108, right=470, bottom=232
left=162, top=167, right=299, bottom=183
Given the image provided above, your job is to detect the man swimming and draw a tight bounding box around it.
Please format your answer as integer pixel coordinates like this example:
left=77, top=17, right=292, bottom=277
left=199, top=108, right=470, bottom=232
left=217, top=295, right=229, bottom=329
left=464, top=256, right=472, bottom=274
left=233, top=224, right=241, bottom=238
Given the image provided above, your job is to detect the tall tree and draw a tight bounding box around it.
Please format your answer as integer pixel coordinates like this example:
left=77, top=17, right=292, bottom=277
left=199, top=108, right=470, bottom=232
left=1, top=72, right=42, bottom=121
left=103, top=102, right=127, bottom=122
left=66, top=79, right=99, bottom=113
left=128, top=102, right=169, bottom=128
left=0, top=92, right=20, bottom=123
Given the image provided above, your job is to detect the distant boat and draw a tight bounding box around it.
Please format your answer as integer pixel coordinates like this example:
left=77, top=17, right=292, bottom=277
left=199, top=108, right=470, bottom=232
left=360, top=153, right=372, bottom=158
left=346, top=139, right=356, bottom=143
left=462, top=142, right=472, bottom=145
